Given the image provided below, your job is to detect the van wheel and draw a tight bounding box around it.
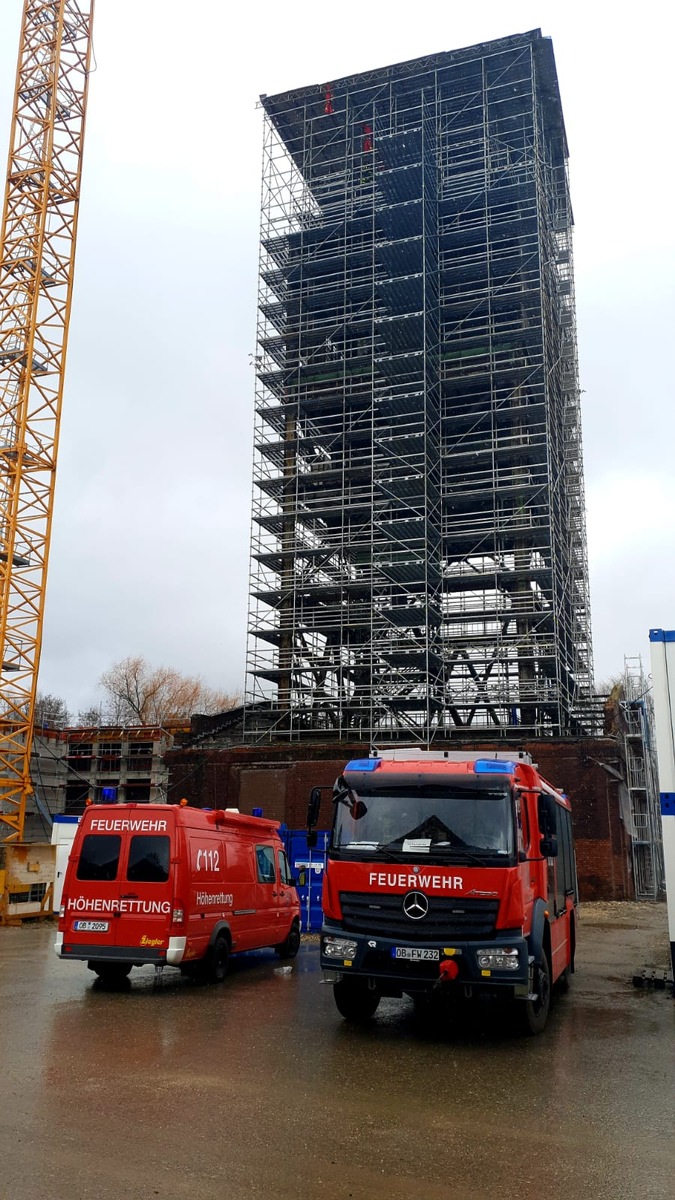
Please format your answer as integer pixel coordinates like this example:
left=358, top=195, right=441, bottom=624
left=91, top=963, right=132, bottom=985
left=276, top=921, right=301, bottom=959
left=333, top=978, right=380, bottom=1023
left=514, top=955, right=551, bottom=1036
left=206, top=935, right=229, bottom=983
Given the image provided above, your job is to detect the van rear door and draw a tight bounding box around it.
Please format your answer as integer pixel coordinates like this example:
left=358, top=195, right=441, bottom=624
left=115, top=829, right=173, bottom=955
left=63, top=826, right=122, bottom=953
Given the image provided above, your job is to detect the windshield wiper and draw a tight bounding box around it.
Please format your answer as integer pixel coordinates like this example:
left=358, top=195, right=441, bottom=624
left=436, top=845, right=504, bottom=866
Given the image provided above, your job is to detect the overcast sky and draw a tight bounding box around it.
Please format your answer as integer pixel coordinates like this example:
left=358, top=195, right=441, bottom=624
left=1, top=0, right=673, bottom=713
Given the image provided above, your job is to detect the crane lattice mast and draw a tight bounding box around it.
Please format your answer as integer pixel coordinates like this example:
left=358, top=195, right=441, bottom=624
left=0, top=0, right=95, bottom=841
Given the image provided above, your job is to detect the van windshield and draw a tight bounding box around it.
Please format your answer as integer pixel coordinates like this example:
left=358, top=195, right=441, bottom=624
left=127, top=836, right=170, bottom=883
left=77, top=834, right=121, bottom=881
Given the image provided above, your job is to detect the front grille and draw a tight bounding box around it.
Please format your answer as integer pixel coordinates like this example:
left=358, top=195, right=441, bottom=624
left=339, top=891, right=499, bottom=940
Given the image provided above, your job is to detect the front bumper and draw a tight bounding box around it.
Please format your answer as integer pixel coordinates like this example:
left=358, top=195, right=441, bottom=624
left=320, top=923, right=530, bottom=995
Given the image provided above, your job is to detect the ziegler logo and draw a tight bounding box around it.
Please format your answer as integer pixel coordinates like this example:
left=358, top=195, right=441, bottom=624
left=140, top=935, right=164, bottom=947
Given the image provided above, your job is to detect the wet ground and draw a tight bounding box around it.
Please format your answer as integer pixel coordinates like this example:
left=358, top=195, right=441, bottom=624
left=0, top=903, right=673, bottom=1200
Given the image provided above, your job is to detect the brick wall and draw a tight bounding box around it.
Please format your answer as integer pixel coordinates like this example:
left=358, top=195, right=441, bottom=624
left=165, top=738, right=634, bottom=901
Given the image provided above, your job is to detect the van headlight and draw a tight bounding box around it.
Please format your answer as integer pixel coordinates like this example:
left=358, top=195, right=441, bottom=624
left=323, top=936, right=358, bottom=959
left=476, top=947, right=520, bottom=971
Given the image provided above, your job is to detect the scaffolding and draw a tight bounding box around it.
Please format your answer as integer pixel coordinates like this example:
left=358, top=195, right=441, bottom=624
left=621, top=656, right=664, bottom=900
left=245, top=30, right=594, bottom=743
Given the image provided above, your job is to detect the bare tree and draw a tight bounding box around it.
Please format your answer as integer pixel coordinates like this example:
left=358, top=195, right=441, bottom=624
left=34, top=692, right=71, bottom=729
left=99, top=656, right=240, bottom=726
left=76, top=704, right=104, bottom=728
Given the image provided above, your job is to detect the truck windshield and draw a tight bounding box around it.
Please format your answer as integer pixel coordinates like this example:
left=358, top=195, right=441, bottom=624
left=333, top=784, right=514, bottom=861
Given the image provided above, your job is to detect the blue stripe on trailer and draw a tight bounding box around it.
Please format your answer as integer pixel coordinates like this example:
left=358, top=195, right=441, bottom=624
left=660, top=793, right=675, bottom=815
left=649, top=628, right=675, bottom=642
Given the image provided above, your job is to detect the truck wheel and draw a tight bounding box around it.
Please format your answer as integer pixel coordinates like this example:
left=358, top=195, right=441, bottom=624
left=515, top=955, right=551, bottom=1035
left=91, top=963, right=132, bottom=985
left=206, top=935, right=229, bottom=983
left=556, top=966, right=571, bottom=994
left=333, top=978, right=380, bottom=1023
left=275, top=921, right=301, bottom=959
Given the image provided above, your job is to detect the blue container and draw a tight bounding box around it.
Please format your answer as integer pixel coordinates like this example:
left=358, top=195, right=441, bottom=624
left=280, top=828, right=329, bottom=932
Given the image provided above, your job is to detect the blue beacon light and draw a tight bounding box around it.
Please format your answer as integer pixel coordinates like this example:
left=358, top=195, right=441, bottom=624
left=473, top=760, right=516, bottom=775
left=345, top=759, right=381, bottom=772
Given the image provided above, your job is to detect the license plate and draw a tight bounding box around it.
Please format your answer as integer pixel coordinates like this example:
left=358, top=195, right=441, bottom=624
left=392, top=947, right=440, bottom=961
left=74, top=920, right=109, bottom=933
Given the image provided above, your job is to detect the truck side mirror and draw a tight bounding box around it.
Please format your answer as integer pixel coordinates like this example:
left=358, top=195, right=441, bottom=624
left=307, top=787, right=321, bottom=831
left=537, top=793, right=556, bottom=837
left=540, top=835, right=558, bottom=858
left=306, top=830, right=318, bottom=850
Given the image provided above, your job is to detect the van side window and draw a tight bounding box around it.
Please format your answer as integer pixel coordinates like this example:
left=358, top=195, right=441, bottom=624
left=278, top=850, right=292, bottom=885
left=127, top=836, right=170, bottom=883
left=77, top=835, right=121, bottom=881
left=256, top=845, right=276, bottom=884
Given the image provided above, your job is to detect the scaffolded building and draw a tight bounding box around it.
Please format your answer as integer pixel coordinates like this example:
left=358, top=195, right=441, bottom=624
left=245, top=29, right=593, bottom=743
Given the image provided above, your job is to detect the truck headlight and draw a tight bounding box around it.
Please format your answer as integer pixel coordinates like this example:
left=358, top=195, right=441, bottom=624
left=323, top=936, right=358, bottom=959
left=476, top=947, right=520, bottom=971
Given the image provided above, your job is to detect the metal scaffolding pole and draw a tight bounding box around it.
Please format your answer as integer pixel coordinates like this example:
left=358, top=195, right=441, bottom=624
left=649, top=628, right=675, bottom=990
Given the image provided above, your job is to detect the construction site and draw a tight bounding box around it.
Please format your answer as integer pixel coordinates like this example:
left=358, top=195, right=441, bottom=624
left=0, top=14, right=667, bottom=910
left=0, top=8, right=673, bottom=1198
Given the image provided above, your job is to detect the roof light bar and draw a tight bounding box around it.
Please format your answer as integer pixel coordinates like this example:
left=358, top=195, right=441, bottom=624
left=474, top=760, right=516, bottom=775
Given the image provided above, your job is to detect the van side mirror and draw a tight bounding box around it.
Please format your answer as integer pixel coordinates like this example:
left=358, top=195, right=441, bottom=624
left=306, top=830, right=318, bottom=849
left=307, top=787, right=321, bottom=832
left=540, top=835, right=558, bottom=858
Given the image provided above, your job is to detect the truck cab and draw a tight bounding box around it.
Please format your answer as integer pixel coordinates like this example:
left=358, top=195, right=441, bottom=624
left=312, top=750, right=577, bottom=1033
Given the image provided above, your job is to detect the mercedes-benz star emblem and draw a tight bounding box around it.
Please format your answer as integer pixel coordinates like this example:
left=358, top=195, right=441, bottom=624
left=402, top=890, right=429, bottom=920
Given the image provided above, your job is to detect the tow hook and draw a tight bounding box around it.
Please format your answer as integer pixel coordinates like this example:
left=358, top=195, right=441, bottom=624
left=437, top=959, right=460, bottom=986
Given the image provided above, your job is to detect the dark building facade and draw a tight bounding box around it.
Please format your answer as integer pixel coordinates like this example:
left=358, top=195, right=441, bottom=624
left=246, top=30, right=593, bottom=743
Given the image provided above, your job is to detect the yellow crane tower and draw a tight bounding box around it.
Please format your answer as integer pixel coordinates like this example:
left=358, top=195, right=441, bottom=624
left=0, top=0, right=95, bottom=842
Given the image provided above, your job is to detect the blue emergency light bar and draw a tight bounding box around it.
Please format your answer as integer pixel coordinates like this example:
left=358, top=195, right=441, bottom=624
left=345, top=758, right=381, bottom=772
left=473, top=760, right=516, bottom=774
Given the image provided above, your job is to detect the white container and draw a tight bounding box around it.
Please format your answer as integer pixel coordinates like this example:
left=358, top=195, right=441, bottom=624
left=51, top=815, right=80, bottom=912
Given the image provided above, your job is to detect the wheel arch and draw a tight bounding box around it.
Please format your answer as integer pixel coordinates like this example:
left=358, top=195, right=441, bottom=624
left=527, top=897, right=549, bottom=964
left=208, top=921, right=232, bottom=950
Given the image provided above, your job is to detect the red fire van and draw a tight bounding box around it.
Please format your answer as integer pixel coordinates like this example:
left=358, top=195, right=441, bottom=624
left=55, top=802, right=301, bottom=985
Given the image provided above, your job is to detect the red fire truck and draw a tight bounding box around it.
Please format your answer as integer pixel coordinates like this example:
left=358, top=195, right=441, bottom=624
left=55, top=802, right=301, bottom=985
left=308, top=750, right=578, bottom=1034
